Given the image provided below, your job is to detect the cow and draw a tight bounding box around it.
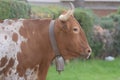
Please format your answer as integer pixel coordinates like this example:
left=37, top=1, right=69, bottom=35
left=0, top=7, right=91, bottom=80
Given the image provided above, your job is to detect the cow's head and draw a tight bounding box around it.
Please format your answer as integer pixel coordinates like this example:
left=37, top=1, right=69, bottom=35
left=55, top=7, right=91, bottom=59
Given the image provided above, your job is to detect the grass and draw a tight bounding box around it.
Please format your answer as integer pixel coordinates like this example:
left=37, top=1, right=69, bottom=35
left=47, top=58, right=120, bottom=80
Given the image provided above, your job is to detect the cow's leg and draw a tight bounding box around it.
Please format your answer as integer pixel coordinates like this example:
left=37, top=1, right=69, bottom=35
left=37, top=60, right=51, bottom=80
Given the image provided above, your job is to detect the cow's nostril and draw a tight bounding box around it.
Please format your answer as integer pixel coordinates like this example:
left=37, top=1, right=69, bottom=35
left=86, top=48, right=91, bottom=53
left=88, top=49, right=91, bottom=53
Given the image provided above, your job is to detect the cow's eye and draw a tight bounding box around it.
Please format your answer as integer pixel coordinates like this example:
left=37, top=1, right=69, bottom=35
left=73, top=27, right=79, bottom=33
left=73, top=28, right=78, bottom=31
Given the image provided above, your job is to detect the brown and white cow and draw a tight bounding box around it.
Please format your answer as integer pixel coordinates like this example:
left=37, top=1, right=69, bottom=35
left=0, top=9, right=91, bottom=80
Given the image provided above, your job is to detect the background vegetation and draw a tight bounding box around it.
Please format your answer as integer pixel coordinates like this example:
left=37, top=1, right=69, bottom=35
left=0, top=0, right=30, bottom=19
left=93, top=8, right=120, bottom=57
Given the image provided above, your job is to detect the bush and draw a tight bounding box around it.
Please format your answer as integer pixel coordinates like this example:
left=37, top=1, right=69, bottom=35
left=111, top=13, right=120, bottom=56
left=0, top=0, right=31, bottom=19
left=100, top=17, right=114, bottom=30
left=113, top=24, right=120, bottom=56
left=94, top=9, right=120, bottom=57
left=91, top=38, right=103, bottom=57
left=109, top=14, right=120, bottom=22
left=103, top=13, right=120, bottom=56
left=109, top=10, right=120, bottom=57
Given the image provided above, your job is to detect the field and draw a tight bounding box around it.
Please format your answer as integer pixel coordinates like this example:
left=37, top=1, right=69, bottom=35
left=47, top=58, right=120, bottom=80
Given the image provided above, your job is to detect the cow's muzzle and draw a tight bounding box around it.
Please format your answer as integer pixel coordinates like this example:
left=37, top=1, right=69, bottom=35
left=86, top=47, right=92, bottom=59
left=82, top=47, right=92, bottom=59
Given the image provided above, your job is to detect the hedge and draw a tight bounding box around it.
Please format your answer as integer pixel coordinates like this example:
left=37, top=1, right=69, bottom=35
left=0, top=0, right=31, bottom=19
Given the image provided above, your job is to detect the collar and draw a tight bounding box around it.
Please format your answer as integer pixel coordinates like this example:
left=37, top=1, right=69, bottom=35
left=49, top=20, right=64, bottom=73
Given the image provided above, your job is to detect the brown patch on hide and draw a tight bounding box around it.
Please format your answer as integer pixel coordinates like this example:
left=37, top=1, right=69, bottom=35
left=0, top=56, right=8, bottom=67
left=0, top=58, right=15, bottom=76
left=12, top=33, right=18, bottom=42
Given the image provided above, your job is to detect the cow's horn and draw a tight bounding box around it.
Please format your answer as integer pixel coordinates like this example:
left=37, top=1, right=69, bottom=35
left=59, top=10, right=72, bottom=21
left=59, top=2, right=75, bottom=21
left=69, top=2, right=75, bottom=13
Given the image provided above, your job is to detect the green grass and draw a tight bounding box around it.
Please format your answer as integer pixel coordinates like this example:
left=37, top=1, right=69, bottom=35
left=47, top=58, right=120, bottom=80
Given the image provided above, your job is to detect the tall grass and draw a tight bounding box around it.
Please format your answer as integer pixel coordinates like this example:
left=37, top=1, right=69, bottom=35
left=47, top=58, right=120, bottom=80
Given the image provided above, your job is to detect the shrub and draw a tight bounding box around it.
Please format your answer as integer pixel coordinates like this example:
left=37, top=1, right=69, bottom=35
left=100, top=17, right=114, bottom=30
left=113, top=26, right=120, bottom=54
left=105, top=13, right=120, bottom=56
left=111, top=14, right=120, bottom=56
left=109, top=14, right=120, bottom=22
left=91, top=38, right=103, bottom=57
left=0, top=0, right=31, bottom=19
left=94, top=9, right=120, bottom=57
left=112, top=24, right=120, bottom=55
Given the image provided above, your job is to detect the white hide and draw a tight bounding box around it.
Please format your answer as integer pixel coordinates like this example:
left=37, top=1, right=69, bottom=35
left=0, top=19, right=38, bottom=80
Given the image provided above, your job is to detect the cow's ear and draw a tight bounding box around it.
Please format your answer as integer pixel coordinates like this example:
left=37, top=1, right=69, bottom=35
left=59, top=10, right=73, bottom=22
left=60, top=21, right=70, bottom=31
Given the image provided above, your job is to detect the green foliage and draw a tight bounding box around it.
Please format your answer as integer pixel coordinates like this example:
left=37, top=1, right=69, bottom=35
left=92, top=15, right=116, bottom=57
left=0, top=0, right=31, bottom=19
left=107, top=13, right=120, bottom=56
left=0, top=0, right=10, bottom=19
left=100, top=17, right=114, bottom=29
left=109, top=13, right=120, bottom=22
left=111, top=14, right=120, bottom=55
left=113, top=24, right=120, bottom=55
left=91, top=39, right=103, bottom=57
left=99, top=10, right=120, bottom=30
left=94, top=9, right=120, bottom=57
